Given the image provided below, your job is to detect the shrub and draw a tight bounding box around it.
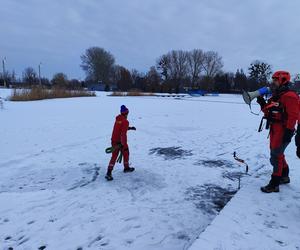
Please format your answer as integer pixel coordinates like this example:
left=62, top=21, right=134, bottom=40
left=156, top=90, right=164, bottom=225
left=10, top=86, right=96, bottom=101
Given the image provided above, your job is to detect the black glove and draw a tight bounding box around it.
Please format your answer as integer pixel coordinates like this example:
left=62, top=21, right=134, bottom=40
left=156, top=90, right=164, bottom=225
left=282, top=128, right=294, bottom=144
left=256, top=96, right=266, bottom=109
left=128, top=126, right=136, bottom=131
left=297, top=147, right=300, bottom=159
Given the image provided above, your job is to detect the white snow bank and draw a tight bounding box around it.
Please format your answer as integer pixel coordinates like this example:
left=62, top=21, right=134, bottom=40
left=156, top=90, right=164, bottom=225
left=190, top=153, right=300, bottom=250
left=1, top=89, right=299, bottom=250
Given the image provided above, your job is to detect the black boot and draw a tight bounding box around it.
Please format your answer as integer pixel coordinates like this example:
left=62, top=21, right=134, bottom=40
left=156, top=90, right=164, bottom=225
left=105, top=170, right=113, bottom=181
left=280, top=168, right=290, bottom=184
left=261, top=175, right=280, bottom=193
left=124, top=167, right=135, bottom=173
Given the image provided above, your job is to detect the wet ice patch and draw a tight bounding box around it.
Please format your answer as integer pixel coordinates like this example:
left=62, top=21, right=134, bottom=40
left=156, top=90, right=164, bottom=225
left=149, top=147, right=192, bottom=160
left=185, top=184, right=237, bottom=215
left=175, top=231, right=190, bottom=241
left=115, top=169, right=166, bottom=200
left=0, top=163, right=100, bottom=193
left=222, top=171, right=247, bottom=190
left=194, top=159, right=235, bottom=169
left=68, top=163, right=100, bottom=190
left=222, top=171, right=246, bottom=181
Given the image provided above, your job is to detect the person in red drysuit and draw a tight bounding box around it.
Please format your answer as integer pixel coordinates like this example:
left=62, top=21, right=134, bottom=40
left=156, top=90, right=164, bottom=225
left=105, top=105, right=136, bottom=181
left=257, top=71, right=300, bottom=193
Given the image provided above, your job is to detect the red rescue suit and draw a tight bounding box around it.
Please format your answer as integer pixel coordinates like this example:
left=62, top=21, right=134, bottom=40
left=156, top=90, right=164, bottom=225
left=108, top=114, right=130, bottom=171
left=262, top=89, right=299, bottom=177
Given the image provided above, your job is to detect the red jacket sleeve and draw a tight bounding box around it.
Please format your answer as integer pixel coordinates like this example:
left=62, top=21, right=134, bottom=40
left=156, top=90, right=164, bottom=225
left=120, top=119, right=129, bottom=147
left=282, top=92, right=300, bottom=130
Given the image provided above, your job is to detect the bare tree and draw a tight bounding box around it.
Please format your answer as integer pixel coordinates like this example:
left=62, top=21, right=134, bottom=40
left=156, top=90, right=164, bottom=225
left=22, top=67, right=39, bottom=85
left=187, top=49, right=205, bottom=86
left=1, top=70, right=16, bottom=87
left=51, top=73, right=68, bottom=88
left=111, top=65, right=122, bottom=84
left=156, top=54, right=171, bottom=81
left=80, top=47, right=115, bottom=84
left=115, top=66, right=132, bottom=91
left=145, top=66, right=161, bottom=92
left=171, top=50, right=189, bottom=81
left=201, top=51, right=223, bottom=78
left=157, top=50, right=189, bottom=84
left=156, top=49, right=224, bottom=92
left=131, top=69, right=142, bottom=88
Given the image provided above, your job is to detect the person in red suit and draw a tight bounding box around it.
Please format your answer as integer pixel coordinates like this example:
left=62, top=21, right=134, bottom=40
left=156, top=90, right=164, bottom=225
left=257, top=71, right=300, bottom=193
left=105, top=105, right=136, bottom=181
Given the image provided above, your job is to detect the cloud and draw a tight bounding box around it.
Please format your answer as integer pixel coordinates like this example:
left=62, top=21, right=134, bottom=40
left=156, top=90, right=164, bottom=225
left=1, top=0, right=300, bottom=79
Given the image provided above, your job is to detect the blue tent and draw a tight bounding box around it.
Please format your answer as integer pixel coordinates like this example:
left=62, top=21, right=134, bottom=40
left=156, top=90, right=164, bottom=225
left=188, top=90, right=207, bottom=96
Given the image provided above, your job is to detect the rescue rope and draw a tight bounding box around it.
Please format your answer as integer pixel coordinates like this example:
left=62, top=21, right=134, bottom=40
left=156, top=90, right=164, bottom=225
left=105, top=144, right=123, bottom=163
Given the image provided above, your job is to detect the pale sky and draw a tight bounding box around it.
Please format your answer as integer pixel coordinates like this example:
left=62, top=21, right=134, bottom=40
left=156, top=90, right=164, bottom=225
left=1, top=0, right=300, bottom=80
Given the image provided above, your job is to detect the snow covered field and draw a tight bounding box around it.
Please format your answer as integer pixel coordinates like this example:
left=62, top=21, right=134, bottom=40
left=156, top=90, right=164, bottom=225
left=0, top=89, right=299, bottom=250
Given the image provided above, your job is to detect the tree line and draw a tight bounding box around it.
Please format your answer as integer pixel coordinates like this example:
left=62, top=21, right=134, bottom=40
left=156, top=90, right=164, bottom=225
left=1, top=46, right=298, bottom=92
left=0, top=67, right=83, bottom=89
left=79, top=47, right=275, bottom=93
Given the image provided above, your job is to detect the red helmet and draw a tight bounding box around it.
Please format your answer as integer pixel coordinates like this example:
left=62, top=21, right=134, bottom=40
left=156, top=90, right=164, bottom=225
left=272, top=71, right=291, bottom=85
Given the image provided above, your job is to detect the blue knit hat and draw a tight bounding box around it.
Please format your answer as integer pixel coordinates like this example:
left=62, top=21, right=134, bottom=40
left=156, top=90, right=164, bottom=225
left=120, top=105, right=129, bottom=114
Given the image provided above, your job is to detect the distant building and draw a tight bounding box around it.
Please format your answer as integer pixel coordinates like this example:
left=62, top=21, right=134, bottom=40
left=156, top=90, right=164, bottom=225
left=87, top=82, right=105, bottom=91
left=188, top=89, right=207, bottom=96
